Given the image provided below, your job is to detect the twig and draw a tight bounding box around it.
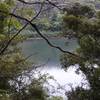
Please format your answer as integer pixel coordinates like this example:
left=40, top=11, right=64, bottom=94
left=0, top=2, right=44, bottom=55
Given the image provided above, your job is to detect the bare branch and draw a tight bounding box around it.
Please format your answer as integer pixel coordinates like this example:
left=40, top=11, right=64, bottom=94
left=30, top=24, right=82, bottom=58
left=17, top=0, right=48, bottom=5
left=0, top=9, right=84, bottom=59
left=0, top=2, right=44, bottom=55
left=46, top=0, right=63, bottom=10
left=18, top=0, right=63, bottom=10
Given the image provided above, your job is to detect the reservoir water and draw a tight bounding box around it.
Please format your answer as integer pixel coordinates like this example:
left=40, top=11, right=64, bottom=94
left=20, top=38, right=78, bottom=66
left=19, top=37, right=88, bottom=98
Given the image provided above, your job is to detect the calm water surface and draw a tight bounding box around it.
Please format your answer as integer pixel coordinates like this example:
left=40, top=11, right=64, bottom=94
left=20, top=38, right=78, bottom=66
left=19, top=38, right=88, bottom=98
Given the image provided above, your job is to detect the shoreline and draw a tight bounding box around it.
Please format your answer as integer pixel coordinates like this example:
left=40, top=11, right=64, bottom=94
left=26, top=36, right=67, bottom=41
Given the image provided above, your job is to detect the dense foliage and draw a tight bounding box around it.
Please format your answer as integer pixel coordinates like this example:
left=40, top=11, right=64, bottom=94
left=0, top=1, right=48, bottom=100
left=62, top=2, right=100, bottom=100
left=1, top=0, right=100, bottom=100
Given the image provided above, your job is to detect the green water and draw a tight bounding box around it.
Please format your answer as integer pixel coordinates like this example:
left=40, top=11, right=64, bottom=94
left=19, top=38, right=78, bottom=67
left=19, top=37, right=88, bottom=98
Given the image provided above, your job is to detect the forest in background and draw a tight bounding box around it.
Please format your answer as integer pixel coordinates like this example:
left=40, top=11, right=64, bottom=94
left=0, top=0, right=100, bottom=100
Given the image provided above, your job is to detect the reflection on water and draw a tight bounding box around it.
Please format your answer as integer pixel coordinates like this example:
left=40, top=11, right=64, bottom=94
left=19, top=38, right=88, bottom=98
left=20, top=38, right=78, bottom=66
left=41, top=66, right=88, bottom=98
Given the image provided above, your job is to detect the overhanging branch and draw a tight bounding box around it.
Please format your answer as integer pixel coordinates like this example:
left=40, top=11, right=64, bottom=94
left=18, top=0, right=63, bottom=10
left=0, top=10, right=84, bottom=59
left=17, top=0, right=48, bottom=5
left=0, top=2, right=44, bottom=55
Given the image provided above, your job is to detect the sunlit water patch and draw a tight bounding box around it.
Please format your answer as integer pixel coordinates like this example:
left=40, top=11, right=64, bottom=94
left=19, top=37, right=89, bottom=98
